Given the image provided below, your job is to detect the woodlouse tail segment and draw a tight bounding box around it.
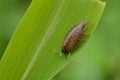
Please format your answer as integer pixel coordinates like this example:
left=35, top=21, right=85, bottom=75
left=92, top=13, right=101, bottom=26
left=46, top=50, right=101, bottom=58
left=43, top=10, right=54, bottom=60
left=79, top=20, right=87, bottom=28
left=82, top=20, right=87, bottom=24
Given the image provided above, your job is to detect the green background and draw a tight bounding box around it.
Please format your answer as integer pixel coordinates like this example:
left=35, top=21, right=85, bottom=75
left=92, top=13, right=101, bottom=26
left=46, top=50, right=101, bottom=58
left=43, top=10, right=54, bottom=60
left=0, top=0, right=120, bottom=80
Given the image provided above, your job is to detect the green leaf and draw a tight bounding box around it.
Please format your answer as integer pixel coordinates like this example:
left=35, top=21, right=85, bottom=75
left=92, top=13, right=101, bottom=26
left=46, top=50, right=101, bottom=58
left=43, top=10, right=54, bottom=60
left=0, top=0, right=105, bottom=80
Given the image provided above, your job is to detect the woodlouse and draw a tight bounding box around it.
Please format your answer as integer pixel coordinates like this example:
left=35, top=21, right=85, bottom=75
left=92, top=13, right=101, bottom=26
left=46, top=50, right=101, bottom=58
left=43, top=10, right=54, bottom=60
left=62, top=20, right=86, bottom=56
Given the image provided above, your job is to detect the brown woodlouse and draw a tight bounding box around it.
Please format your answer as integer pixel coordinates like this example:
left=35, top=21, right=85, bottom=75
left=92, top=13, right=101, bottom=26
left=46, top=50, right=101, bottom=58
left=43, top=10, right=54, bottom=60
left=62, top=20, right=86, bottom=56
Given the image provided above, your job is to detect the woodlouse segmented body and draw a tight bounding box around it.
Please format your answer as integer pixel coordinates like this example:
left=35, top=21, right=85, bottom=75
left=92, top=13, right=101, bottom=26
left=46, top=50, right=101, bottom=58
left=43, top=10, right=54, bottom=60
left=62, top=21, right=86, bottom=56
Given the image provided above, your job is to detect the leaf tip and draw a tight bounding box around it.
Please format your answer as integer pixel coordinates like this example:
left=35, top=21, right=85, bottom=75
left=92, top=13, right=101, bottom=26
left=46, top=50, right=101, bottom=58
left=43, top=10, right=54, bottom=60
left=97, top=0, right=106, bottom=6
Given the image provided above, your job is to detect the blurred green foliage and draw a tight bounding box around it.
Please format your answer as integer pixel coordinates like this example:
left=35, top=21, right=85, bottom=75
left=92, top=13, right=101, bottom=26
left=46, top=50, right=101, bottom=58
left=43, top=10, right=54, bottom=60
left=0, top=0, right=120, bottom=80
left=0, top=0, right=31, bottom=58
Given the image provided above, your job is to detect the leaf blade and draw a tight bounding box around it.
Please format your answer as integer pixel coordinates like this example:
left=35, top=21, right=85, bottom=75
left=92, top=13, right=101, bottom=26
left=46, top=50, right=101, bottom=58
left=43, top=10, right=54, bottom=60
left=0, top=0, right=105, bottom=80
